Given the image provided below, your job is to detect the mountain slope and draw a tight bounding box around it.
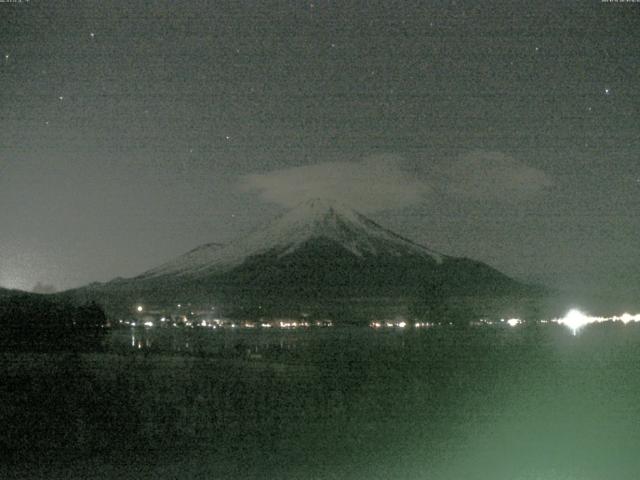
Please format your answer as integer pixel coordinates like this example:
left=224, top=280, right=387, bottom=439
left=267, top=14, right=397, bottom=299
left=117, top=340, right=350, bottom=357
left=139, top=198, right=443, bottom=280
left=70, top=199, right=537, bottom=316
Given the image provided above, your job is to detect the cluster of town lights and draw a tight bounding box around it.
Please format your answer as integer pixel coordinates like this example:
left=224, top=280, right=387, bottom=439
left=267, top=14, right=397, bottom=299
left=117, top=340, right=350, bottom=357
left=123, top=316, right=333, bottom=330
left=127, top=304, right=336, bottom=329
left=370, top=320, right=435, bottom=329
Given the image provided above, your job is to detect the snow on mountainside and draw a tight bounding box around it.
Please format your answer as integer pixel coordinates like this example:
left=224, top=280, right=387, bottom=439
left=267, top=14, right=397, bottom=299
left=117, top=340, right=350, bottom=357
left=139, top=198, right=444, bottom=279
left=140, top=242, right=225, bottom=277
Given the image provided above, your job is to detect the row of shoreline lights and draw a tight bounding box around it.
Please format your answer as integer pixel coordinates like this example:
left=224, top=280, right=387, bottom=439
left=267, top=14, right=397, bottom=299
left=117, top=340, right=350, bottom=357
left=132, top=305, right=332, bottom=329
left=554, top=309, right=640, bottom=335
left=370, top=309, right=640, bottom=336
left=135, top=305, right=640, bottom=336
left=502, top=309, right=640, bottom=335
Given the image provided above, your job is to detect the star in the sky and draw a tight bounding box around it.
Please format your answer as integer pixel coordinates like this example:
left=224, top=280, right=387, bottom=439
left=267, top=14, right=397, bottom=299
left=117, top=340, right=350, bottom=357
left=225, top=135, right=231, bottom=141
left=58, top=96, right=64, bottom=101
left=90, top=32, right=95, bottom=38
left=604, top=87, right=611, bottom=95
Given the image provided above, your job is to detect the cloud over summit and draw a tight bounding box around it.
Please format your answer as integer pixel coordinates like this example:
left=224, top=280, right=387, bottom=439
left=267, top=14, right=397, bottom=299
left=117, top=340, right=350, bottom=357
left=240, top=151, right=552, bottom=213
left=239, top=154, right=430, bottom=213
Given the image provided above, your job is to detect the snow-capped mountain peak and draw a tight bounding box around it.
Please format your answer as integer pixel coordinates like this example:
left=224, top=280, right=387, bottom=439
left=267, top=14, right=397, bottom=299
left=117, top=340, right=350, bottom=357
left=140, top=198, right=444, bottom=279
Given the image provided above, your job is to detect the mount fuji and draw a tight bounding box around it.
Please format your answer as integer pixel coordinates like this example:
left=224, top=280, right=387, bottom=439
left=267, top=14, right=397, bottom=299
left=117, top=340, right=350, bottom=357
left=141, top=198, right=444, bottom=279
left=69, top=199, right=538, bottom=318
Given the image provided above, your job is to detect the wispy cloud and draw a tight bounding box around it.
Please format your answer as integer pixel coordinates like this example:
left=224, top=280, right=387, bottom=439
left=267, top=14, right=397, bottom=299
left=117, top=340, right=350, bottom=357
left=433, top=150, right=553, bottom=202
left=239, top=154, right=431, bottom=213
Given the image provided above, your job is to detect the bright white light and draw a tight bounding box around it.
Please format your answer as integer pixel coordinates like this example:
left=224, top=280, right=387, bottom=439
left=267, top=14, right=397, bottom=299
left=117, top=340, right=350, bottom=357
left=136, top=305, right=143, bottom=312
left=610, top=312, right=640, bottom=324
left=506, top=318, right=521, bottom=327
left=397, top=321, right=406, bottom=328
left=144, top=321, right=154, bottom=327
left=560, top=309, right=590, bottom=335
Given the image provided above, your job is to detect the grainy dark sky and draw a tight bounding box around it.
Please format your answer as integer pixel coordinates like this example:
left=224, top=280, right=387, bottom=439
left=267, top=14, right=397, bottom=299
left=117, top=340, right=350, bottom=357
left=1, top=0, right=638, bottom=298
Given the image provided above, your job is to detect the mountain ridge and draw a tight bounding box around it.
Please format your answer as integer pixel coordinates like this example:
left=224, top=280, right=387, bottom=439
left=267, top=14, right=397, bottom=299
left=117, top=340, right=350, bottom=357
left=138, top=198, right=444, bottom=280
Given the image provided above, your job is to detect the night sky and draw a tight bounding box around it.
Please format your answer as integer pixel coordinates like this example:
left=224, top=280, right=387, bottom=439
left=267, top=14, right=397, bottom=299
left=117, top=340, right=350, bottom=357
left=1, top=1, right=638, bottom=299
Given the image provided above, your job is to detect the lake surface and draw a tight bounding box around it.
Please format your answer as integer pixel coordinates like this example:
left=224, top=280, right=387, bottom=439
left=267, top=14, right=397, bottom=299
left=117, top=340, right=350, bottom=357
left=4, top=323, right=640, bottom=479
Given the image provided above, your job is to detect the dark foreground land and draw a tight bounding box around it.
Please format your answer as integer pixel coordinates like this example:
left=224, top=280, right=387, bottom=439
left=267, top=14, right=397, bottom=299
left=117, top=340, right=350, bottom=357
left=3, top=324, right=640, bottom=479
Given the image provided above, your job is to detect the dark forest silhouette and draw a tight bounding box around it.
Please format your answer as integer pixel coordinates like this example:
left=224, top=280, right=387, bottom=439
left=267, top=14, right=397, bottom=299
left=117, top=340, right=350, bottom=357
left=0, top=293, right=107, bottom=351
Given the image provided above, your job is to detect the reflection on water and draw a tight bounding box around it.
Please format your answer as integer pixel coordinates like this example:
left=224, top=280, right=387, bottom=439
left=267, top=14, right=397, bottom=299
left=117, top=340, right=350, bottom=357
left=14, top=322, right=640, bottom=480
left=113, top=323, right=432, bottom=358
left=107, top=322, right=640, bottom=480
left=131, top=331, right=153, bottom=350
